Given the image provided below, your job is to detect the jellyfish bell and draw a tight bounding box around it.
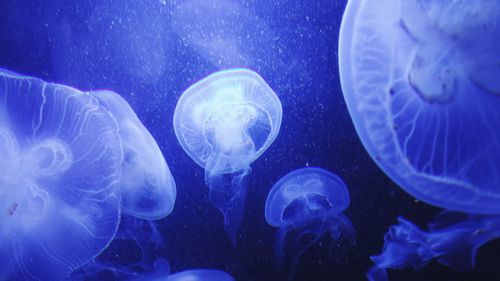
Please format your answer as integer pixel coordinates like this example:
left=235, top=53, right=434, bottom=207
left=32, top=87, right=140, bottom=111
left=339, top=0, right=500, bottom=213
left=0, top=69, right=122, bottom=280
left=90, top=90, right=176, bottom=220
left=173, top=68, right=282, bottom=244
left=265, top=167, right=355, bottom=269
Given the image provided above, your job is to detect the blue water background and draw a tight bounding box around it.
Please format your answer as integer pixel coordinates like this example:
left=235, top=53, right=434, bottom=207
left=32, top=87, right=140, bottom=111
left=1, top=0, right=499, bottom=280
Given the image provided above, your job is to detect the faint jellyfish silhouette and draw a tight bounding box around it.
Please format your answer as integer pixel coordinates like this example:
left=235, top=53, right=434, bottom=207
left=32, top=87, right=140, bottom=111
left=367, top=211, right=500, bottom=281
left=90, top=90, right=176, bottom=220
left=170, top=0, right=250, bottom=67
left=265, top=167, right=356, bottom=268
left=167, top=269, right=234, bottom=281
left=170, top=0, right=276, bottom=68
left=339, top=0, right=500, bottom=212
left=173, top=68, right=282, bottom=244
left=0, top=69, right=122, bottom=280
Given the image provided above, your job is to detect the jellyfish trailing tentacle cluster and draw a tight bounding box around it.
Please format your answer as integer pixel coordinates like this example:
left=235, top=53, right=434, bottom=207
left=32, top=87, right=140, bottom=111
left=367, top=211, right=500, bottom=281
left=90, top=90, right=177, bottom=220
left=173, top=68, right=282, bottom=244
left=265, top=167, right=355, bottom=270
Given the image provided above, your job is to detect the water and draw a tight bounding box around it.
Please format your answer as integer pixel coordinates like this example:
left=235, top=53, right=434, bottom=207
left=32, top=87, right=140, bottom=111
left=1, top=0, right=499, bottom=280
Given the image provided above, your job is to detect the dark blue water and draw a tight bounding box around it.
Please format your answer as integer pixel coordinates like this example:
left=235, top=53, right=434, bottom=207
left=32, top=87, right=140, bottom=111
left=1, top=0, right=499, bottom=280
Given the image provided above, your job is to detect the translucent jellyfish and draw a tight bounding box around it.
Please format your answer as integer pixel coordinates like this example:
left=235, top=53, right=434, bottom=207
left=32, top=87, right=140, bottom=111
left=90, top=90, right=176, bottom=220
left=173, top=68, right=282, bottom=244
left=339, top=0, right=500, bottom=213
left=167, top=269, right=234, bottom=281
left=170, top=0, right=274, bottom=67
left=367, top=211, right=500, bottom=280
left=0, top=69, right=122, bottom=280
left=265, top=167, right=355, bottom=268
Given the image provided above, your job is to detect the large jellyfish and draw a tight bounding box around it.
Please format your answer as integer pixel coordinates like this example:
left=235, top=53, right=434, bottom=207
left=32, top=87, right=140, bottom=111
left=90, top=90, right=176, bottom=220
left=265, top=167, right=356, bottom=269
left=367, top=211, right=500, bottom=281
left=339, top=0, right=500, bottom=213
left=170, top=0, right=274, bottom=68
left=167, top=269, right=235, bottom=281
left=0, top=69, right=122, bottom=280
left=173, top=68, right=282, bottom=244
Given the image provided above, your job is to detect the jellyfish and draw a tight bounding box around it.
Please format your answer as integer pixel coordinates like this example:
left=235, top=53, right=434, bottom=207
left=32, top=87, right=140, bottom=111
left=0, top=68, right=122, bottom=280
left=265, top=167, right=356, bottom=269
left=167, top=269, right=234, bottom=281
left=173, top=68, right=282, bottom=244
left=338, top=0, right=500, bottom=213
left=90, top=90, right=176, bottom=220
left=367, top=211, right=500, bottom=280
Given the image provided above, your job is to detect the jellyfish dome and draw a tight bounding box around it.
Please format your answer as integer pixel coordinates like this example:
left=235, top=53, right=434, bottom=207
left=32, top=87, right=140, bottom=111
left=339, top=0, right=500, bottom=213
left=0, top=69, right=122, bottom=280
left=265, top=167, right=355, bottom=268
left=173, top=68, right=282, bottom=244
left=90, top=90, right=176, bottom=220
left=167, top=269, right=235, bottom=281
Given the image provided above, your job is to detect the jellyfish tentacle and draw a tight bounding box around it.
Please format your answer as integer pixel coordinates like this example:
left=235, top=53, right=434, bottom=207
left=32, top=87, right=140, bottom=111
left=206, top=154, right=251, bottom=245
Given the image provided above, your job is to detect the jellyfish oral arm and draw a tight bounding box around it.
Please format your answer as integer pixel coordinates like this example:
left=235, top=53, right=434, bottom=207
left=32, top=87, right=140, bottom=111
left=370, top=213, right=500, bottom=279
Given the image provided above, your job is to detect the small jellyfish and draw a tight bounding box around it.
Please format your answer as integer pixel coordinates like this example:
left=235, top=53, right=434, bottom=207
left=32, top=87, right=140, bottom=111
left=0, top=69, right=122, bottom=280
left=167, top=269, right=235, bottom=281
left=367, top=211, right=500, bottom=280
left=265, top=167, right=355, bottom=268
left=173, top=68, right=282, bottom=244
left=339, top=0, right=500, bottom=213
left=90, top=90, right=176, bottom=220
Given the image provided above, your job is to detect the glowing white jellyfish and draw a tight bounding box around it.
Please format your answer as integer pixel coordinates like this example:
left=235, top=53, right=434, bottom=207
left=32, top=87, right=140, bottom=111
left=0, top=68, right=122, bottom=280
